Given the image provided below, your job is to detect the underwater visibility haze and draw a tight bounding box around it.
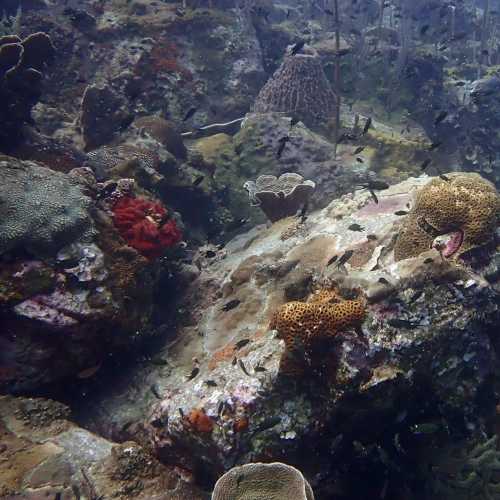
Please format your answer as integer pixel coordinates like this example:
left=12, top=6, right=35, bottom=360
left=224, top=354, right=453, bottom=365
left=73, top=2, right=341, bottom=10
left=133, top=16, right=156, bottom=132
left=1, top=0, right=500, bottom=498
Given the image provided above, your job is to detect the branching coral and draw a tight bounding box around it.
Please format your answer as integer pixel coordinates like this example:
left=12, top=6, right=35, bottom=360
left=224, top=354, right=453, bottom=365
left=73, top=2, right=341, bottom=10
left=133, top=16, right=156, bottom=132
left=112, top=196, right=182, bottom=259
left=270, top=288, right=366, bottom=375
left=0, top=32, right=54, bottom=150
left=394, top=173, right=500, bottom=261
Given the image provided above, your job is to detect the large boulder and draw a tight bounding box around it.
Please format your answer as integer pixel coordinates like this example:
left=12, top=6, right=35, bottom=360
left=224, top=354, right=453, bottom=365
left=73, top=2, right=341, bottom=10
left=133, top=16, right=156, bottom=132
left=77, top=174, right=499, bottom=497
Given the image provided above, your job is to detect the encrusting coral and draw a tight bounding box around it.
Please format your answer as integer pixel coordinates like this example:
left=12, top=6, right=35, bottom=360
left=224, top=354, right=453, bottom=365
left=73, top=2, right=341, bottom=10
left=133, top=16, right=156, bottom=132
left=211, top=462, right=315, bottom=500
left=253, top=45, right=337, bottom=129
left=112, top=196, right=182, bottom=259
left=270, top=288, right=366, bottom=375
left=394, top=173, right=500, bottom=261
left=0, top=32, right=54, bottom=150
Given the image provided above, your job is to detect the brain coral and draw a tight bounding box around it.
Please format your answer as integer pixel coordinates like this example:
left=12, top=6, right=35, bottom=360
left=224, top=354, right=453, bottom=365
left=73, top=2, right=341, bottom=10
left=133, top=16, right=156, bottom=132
left=270, top=288, right=366, bottom=375
left=394, top=173, right=500, bottom=261
left=212, top=462, right=315, bottom=500
left=0, top=156, right=94, bottom=257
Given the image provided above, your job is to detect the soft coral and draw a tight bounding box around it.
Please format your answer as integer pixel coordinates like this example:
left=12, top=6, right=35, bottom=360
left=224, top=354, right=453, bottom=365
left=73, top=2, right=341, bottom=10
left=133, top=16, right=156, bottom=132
left=112, top=196, right=182, bottom=259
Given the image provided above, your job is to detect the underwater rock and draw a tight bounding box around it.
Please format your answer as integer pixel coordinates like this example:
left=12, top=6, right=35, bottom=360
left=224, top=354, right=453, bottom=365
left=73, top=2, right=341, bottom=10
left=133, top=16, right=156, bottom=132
left=212, top=462, right=315, bottom=500
left=0, top=395, right=205, bottom=500
left=0, top=155, right=94, bottom=257
left=80, top=83, right=132, bottom=151
left=0, top=32, right=55, bottom=152
left=81, top=174, right=499, bottom=483
left=244, top=173, right=316, bottom=222
left=253, top=45, right=338, bottom=129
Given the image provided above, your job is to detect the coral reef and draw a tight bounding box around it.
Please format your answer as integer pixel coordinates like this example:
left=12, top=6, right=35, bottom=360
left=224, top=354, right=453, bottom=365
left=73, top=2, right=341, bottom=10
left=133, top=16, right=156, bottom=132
left=244, top=173, right=316, bottom=222
left=0, top=155, right=93, bottom=257
left=270, top=288, right=366, bottom=375
left=426, top=435, right=500, bottom=500
left=212, top=462, right=315, bottom=500
left=0, top=31, right=54, bottom=151
left=253, top=46, right=338, bottom=129
left=112, top=196, right=182, bottom=259
left=394, top=173, right=500, bottom=261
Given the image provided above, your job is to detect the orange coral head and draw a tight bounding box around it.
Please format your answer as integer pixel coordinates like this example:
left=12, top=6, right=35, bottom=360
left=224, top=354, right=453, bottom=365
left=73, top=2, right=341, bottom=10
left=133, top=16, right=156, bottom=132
left=187, top=408, right=214, bottom=433
left=272, top=288, right=366, bottom=376
left=112, top=196, right=182, bottom=259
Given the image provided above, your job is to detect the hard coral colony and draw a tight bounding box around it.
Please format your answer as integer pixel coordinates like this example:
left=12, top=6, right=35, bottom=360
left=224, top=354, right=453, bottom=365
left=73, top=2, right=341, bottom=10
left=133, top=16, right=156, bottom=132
left=112, top=196, right=182, bottom=259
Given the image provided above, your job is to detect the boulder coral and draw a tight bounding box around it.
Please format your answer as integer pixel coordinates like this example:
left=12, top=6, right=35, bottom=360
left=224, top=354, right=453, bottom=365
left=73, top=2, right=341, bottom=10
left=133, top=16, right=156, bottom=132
left=0, top=155, right=93, bottom=257
left=112, top=196, right=182, bottom=259
left=270, top=288, right=366, bottom=375
left=394, top=173, right=500, bottom=261
left=212, top=462, right=315, bottom=500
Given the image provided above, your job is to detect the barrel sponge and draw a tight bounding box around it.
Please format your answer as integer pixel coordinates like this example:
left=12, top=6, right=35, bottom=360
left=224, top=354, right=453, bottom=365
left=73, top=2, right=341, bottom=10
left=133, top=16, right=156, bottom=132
left=0, top=155, right=94, bottom=256
left=211, top=462, right=315, bottom=500
left=394, top=173, right=500, bottom=261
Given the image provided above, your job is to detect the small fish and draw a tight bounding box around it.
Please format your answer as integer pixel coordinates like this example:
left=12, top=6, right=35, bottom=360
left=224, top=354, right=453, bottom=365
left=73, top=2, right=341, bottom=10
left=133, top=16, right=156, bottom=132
left=297, top=201, right=309, bottom=222
left=356, top=157, right=364, bottom=163
left=423, top=257, right=434, bottom=264
left=205, top=380, right=218, bottom=387
left=335, top=48, right=350, bottom=57
left=367, top=234, right=377, bottom=241
left=337, top=249, right=354, bottom=267
left=409, top=290, right=423, bottom=303
left=387, top=318, right=420, bottom=329
left=365, top=180, right=389, bottom=190
left=182, top=107, right=198, bottom=122
left=232, top=357, right=237, bottom=366
left=238, top=359, right=250, bottom=376
left=77, top=363, right=101, bottom=379
left=348, top=223, right=364, bottom=232
left=218, top=401, right=224, bottom=415
left=439, top=174, right=450, bottom=181
left=254, top=365, right=267, bottom=372
left=428, top=141, right=442, bottom=151
left=438, top=45, right=448, bottom=51
left=394, top=210, right=409, bottom=216
left=290, top=40, right=306, bottom=55
left=192, top=175, right=204, bottom=186
left=222, top=299, right=241, bottom=312
left=378, top=277, right=390, bottom=285
left=353, top=146, right=365, bottom=155
left=411, top=422, right=441, bottom=435
left=362, top=117, right=372, bottom=135
left=420, top=158, right=432, bottom=170
left=150, top=383, right=162, bottom=400
left=175, top=8, right=186, bottom=16
left=276, top=136, right=291, bottom=158
left=434, top=111, right=448, bottom=126
left=369, top=189, right=379, bottom=204
left=455, top=81, right=466, bottom=86
left=235, top=338, right=251, bottom=349
left=326, top=254, right=338, bottom=267
left=420, top=24, right=430, bottom=35
left=187, top=367, right=200, bottom=380
left=179, top=408, right=184, bottom=418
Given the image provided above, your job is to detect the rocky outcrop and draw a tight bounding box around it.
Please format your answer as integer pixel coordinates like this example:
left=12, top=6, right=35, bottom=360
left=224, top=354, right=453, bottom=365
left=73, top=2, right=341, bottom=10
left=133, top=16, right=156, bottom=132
left=0, top=395, right=206, bottom=500
left=78, top=174, right=499, bottom=497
